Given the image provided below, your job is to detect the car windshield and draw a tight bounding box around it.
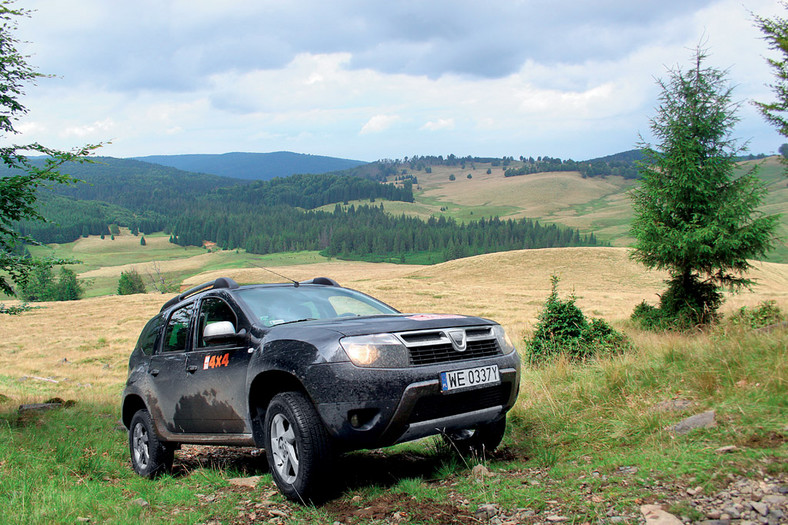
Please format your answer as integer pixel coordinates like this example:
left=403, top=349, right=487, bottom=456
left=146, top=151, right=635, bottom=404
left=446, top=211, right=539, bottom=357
left=235, top=285, right=399, bottom=327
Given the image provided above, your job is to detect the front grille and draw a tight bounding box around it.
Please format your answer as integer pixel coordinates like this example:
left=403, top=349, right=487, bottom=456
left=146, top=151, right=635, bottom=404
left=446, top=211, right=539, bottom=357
left=398, top=326, right=502, bottom=365
left=408, top=383, right=512, bottom=424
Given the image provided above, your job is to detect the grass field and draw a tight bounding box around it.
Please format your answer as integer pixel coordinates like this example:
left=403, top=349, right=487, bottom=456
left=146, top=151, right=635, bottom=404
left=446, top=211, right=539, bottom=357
left=1, top=248, right=786, bottom=523
left=319, top=157, right=787, bottom=258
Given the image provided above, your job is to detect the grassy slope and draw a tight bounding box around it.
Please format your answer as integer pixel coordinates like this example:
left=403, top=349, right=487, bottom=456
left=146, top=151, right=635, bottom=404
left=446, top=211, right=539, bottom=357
left=0, top=250, right=785, bottom=522
left=321, top=156, right=787, bottom=259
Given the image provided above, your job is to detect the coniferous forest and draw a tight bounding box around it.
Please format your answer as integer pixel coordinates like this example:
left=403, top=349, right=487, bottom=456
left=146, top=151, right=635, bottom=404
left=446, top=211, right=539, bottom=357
left=12, top=155, right=605, bottom=264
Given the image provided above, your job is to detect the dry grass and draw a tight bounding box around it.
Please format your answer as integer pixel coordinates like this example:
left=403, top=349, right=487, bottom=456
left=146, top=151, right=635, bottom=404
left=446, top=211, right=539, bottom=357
left=2, top=247, right=786, bottom=407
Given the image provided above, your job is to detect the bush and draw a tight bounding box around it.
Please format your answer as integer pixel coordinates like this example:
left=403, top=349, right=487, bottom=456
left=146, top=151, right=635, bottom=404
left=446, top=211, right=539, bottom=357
left=18, top=266, right=84, bottom=302
left=631, top=274, right=723, bottom=331
left=728, top=300, right=785, bottom=329
left=526, top=276, right=628, bottom=364
left=117, top=268, right=146, bottom=295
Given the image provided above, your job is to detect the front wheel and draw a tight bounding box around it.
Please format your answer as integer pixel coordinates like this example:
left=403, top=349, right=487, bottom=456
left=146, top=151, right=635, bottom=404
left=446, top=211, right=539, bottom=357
left=264, top=392, right=333, bottom=502
left=129, top=409, right=173, bottom=478
left=443, top=416, right=507, bottom=456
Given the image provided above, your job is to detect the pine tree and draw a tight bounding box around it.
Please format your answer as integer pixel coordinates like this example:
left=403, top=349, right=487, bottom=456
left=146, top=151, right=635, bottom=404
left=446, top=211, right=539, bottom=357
left=631, top=48, right=778, bottom=327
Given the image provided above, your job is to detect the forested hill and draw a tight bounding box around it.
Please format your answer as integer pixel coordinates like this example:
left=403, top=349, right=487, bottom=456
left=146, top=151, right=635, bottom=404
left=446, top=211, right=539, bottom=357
left=134, top=151, right=367, bottom=180
left=13, top=152, right=604, bottom=264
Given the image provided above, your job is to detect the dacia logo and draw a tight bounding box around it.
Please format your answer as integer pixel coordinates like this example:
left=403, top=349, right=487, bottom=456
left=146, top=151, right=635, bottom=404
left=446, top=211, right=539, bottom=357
left=447, top=329, right=467, bottom=352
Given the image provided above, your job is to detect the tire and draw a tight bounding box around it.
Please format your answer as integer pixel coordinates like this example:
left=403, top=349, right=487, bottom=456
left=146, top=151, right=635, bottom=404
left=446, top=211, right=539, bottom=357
left=264, top=392, right=333, bottom=503
left=129, top=409, right=174, bottom=478
left=443, top=416, right=507, bottom=456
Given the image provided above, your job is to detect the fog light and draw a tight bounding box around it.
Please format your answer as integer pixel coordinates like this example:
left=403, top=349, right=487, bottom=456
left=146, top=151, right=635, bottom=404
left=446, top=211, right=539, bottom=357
left=348, top=409, right=378, bottom=429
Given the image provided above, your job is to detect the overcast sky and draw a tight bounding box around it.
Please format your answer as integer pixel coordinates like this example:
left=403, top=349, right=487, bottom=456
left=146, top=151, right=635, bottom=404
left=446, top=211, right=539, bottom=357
left=9, top=0, right=786, bottom=162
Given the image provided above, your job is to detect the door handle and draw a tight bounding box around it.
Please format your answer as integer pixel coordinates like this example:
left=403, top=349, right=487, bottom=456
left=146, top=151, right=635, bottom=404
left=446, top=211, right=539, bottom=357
left=150, top=369, right=160, bottom=376
left=187, top=365, right=198, bottom=373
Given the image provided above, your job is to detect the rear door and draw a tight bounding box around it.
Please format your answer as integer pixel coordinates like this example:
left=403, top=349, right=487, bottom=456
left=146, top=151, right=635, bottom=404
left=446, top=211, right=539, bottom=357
left=182, top=295, right=253, bottom=433
left=147, top=302, right=194, bottom=433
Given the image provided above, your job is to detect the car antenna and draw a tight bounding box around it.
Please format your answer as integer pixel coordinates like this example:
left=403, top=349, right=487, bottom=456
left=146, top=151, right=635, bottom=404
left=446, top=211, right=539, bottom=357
left=249, top=260, right=300, bottom=287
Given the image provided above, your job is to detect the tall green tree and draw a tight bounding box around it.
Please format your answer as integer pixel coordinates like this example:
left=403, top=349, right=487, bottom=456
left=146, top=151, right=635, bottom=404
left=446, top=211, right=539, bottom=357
left=753, top=5, right=788, bottom=140
left=631, top=48, right=779, bottom=327
left=0, top=2, right=97, bottom=312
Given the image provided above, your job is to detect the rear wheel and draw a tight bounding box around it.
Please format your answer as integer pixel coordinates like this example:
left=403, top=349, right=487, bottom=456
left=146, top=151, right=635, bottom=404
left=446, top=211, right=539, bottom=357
left=264, top=392, right=333, bottom=503
left=443, top=416, right=507, bottom=456
left=129, top=409, right=173, bottom=478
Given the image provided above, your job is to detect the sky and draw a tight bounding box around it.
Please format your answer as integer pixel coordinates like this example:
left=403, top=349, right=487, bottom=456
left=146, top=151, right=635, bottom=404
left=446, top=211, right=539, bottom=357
left=8, top=0, right=787, bottom=162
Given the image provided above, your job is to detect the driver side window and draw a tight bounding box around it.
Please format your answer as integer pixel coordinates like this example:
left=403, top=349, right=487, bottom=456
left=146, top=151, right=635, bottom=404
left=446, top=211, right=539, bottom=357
left=197, top=297, right=238, bottom=348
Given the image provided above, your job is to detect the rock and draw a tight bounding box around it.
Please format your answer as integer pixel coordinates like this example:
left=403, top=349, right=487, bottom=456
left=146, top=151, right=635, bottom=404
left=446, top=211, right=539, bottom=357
left=716, top=445, right=738, bottom=454
left=546, top=516, right=568, bottom=522
left=750, top=501, right=769, bottom=516
left=131, top=498, right=149, bottom=507
left=475, top=504, right=498, bottom=520
left=641, top=504, right=683, bottom=525
left=762, top=495, right=787, bottom=506
left=670, top=410, right=716, bottom=435
left=76, top=518, right=91, bottom=523
left=472, top=464, right=494, bottom=478
left=228, top=476, right=261, bottom=489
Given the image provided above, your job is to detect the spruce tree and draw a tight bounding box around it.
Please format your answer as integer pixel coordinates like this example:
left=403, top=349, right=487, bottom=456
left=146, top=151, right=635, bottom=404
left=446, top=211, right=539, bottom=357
left=631, top=48, right=778, bottom=327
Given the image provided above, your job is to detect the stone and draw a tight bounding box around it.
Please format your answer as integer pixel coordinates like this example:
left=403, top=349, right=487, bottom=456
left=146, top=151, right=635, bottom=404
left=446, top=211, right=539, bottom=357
left=670, top=410, right=716, bottom=435
left=546, top=515, right=568, bottom=522
left=750, top=501, right=769, bottom=516
left=475, top=504, right=498, bottom=520
left=131, top=498, right=149, bottom=507
left=716, top=445, right=738, bottom=454
left=228, top=476, right=261, bottom=489
left=472, top=464, right=494, bottom=478
left=641, top=504, right=684, bottom=525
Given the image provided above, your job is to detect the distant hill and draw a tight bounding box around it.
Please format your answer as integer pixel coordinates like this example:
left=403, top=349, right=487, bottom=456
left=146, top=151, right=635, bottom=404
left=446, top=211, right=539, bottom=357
left=133, top=151, right=368, bottom=180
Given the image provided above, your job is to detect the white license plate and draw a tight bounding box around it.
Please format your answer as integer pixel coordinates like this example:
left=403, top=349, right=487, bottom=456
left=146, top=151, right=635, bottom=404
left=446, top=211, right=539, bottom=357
left=440, top=364, right=500, bottom=392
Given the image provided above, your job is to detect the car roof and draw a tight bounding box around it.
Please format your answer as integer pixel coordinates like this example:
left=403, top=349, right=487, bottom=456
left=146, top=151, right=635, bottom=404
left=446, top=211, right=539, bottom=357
left=159, top=276, right=341, bottom=312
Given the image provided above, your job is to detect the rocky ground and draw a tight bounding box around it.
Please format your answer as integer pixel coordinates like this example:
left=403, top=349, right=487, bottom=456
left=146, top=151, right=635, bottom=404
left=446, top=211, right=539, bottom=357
left=178, top=443, right=787, bottom=525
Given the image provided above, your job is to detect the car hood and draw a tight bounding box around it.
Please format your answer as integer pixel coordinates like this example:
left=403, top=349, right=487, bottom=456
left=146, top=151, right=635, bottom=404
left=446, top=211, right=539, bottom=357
left=266, top=313, right=496, bottom=338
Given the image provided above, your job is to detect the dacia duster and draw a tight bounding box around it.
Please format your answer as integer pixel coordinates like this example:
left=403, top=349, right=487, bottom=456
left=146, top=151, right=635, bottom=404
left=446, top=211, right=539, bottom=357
left=122, top=277, right=521, bottom=501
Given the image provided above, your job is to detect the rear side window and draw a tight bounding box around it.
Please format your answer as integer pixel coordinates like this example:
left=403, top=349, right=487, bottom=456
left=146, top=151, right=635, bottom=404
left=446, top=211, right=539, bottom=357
left=136, top=315, right=165, bottom=355
left=163, top=303, right=194, bottom=353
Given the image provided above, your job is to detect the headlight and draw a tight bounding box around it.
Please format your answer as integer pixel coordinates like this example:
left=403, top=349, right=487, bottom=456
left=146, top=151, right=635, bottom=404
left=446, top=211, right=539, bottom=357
left=340, top=334, right=409, bottom=367
left=492, top=325, right=516, bottom=355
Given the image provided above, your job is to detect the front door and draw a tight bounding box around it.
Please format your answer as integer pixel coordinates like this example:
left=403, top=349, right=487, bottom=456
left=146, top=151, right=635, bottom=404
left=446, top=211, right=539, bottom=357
left=179, top=296, right=253, bottom=433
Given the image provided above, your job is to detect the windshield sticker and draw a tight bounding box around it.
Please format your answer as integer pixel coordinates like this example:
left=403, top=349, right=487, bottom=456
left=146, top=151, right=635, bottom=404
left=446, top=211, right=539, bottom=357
left=407, top=314, right=466, bottom=321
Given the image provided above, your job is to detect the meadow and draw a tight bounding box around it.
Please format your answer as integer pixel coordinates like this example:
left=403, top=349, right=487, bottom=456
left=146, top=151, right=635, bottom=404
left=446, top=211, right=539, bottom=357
left=1, top=247, right=786, bottom=523
left=322, top=156, right=788, bottom=261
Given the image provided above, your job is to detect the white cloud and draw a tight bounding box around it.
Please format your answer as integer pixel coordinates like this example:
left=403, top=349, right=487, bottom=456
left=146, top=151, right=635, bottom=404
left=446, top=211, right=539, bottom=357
left=360, top=115, right=401, bottom=135
left=422, top=118, right=455, bottom=131
left=5, top=0, right=785, bottom=160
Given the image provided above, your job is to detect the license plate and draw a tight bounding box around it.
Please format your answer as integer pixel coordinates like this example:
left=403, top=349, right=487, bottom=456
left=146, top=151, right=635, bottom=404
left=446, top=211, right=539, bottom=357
left=440, top=364, right=500, bottom=392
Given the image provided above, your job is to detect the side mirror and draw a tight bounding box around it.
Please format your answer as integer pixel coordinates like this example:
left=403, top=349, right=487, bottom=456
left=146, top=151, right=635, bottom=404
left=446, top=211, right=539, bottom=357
left=203, top=321, right=239, bottom=343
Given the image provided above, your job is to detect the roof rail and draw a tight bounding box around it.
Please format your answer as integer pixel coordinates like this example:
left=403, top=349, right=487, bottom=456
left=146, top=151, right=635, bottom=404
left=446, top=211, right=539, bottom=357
left=160, top=277, right=239, bottom=312
left=299, top=277, right=340, bottom=287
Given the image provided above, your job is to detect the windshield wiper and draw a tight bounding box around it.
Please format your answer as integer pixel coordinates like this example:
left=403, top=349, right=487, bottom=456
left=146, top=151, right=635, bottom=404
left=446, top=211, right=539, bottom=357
left=276, top=318, right=316, bottom=326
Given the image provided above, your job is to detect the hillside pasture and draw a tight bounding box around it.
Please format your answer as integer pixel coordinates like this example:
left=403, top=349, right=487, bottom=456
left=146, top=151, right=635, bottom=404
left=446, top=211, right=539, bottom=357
left=2, top=247, right=785, bottom=406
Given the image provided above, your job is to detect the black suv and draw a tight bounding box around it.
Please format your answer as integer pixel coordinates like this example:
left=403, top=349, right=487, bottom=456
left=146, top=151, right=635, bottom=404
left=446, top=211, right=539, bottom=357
left=122, top=277, right=521, bottom=501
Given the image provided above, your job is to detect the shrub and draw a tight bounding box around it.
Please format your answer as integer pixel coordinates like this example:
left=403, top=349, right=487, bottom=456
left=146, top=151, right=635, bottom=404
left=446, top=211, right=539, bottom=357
left=117, top=268, right=146, bottom=295
left=728, top=300, right=785, bottom=329
left=526, top=276, right=628, bottom=364
left=631, top=274, right=723, bottom=331
left=18, top=266, right=84, bottom=302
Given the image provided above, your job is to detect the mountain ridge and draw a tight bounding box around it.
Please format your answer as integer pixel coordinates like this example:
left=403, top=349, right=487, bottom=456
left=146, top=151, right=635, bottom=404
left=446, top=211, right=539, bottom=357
left=133, top=151, right=368, bottom=180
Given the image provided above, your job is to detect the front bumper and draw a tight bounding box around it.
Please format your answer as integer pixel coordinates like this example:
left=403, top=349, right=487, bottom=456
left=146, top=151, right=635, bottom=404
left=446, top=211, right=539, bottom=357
left=307, top=352, right=520, bottom=449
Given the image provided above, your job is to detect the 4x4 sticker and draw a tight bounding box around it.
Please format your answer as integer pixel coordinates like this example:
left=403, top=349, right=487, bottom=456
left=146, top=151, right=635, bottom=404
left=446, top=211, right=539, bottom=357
left=203, top=353, right=230, bottom=370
